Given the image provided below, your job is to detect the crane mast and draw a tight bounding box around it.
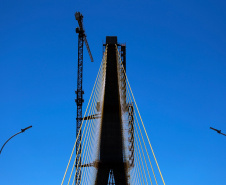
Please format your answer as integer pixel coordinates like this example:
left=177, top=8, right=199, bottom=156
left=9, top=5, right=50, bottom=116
left=75, top=11, right=93, bottom=185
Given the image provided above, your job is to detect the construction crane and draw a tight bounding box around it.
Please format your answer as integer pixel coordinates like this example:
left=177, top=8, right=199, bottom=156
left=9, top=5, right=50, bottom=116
left=74, top=11, right=94, bottom=185
left=210, top=127, right=226, bottom=136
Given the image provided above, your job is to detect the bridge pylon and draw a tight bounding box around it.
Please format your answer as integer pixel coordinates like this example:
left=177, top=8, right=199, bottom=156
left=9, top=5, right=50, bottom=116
left=61, top=35, right=166, bottom=185
left=94, top=36, right=129, bottom=185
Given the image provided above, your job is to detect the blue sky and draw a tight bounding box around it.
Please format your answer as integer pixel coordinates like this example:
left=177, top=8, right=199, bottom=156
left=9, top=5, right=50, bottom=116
left=0, top=0, right=226, bottom=184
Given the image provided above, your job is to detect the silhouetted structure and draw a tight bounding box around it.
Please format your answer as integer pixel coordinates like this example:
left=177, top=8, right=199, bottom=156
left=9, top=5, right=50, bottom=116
left=94, top=37, right=129, bottom=185
left=75, top=11, right=93, bottom=185
left=210, top=127, right=226, bottom=136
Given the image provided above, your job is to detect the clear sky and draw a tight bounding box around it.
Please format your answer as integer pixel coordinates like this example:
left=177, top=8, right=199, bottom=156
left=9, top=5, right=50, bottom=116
left=0, top=0, right=226, bottom=184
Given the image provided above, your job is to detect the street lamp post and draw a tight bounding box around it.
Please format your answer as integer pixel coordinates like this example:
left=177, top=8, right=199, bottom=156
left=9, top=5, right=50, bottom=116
left=210, top=127, right=226, bottom=136
left=0, top=125, right=32, bottom=155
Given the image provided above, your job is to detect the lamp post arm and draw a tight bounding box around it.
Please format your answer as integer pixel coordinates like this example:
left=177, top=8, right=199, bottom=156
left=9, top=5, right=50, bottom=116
left=221, top=132, right=226, bottom=136
left=0, top=125, right=32, bottom=155
left=210, top=127, right=226, bottom=137
left=0, top=132, right=22, bottom=154
left=21, top=125, right=32, bottom=132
